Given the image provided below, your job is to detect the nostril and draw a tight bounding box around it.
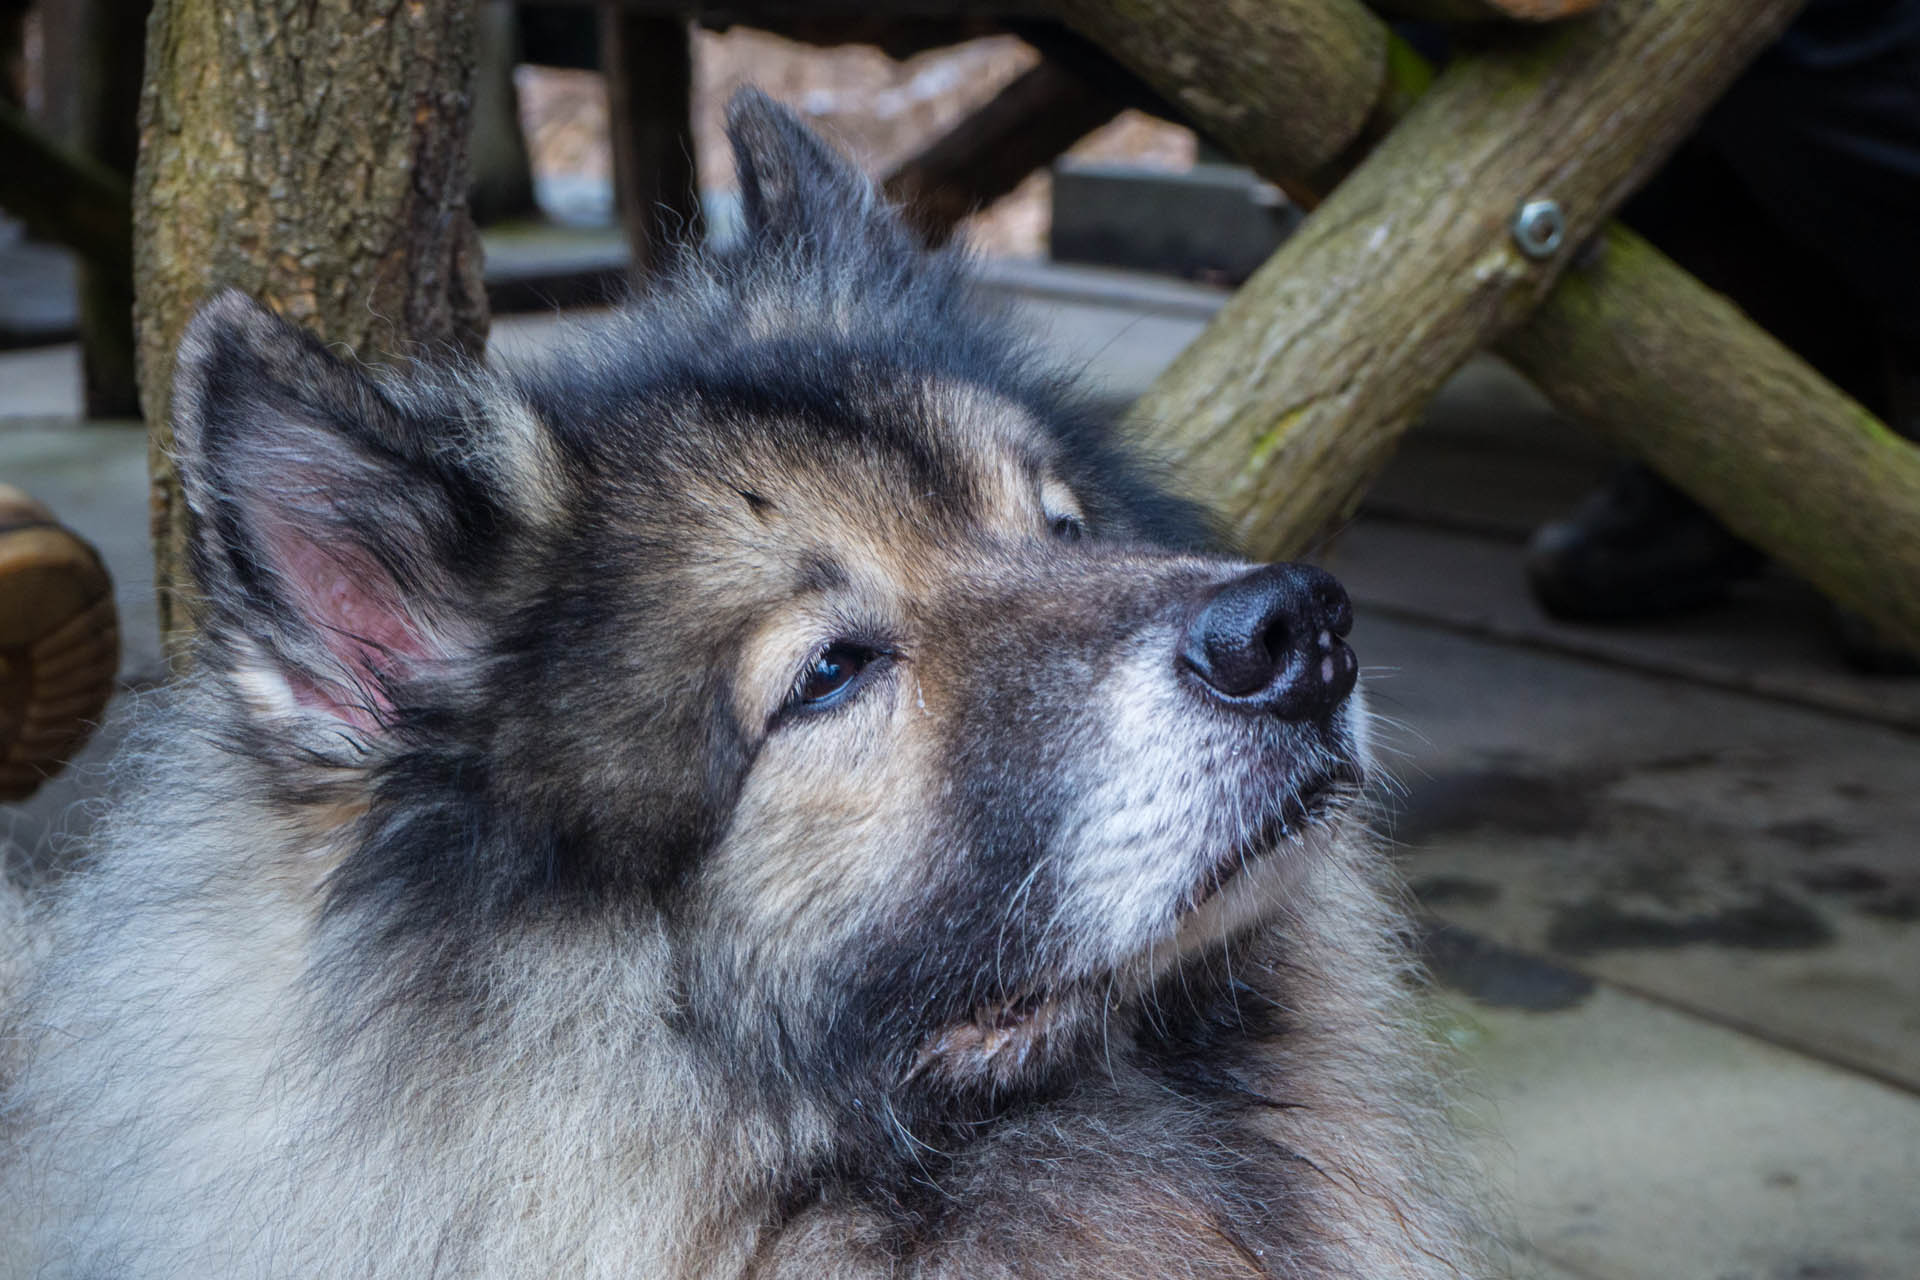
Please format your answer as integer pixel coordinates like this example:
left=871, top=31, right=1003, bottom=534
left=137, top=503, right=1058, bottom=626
left=1312, top=577, right=1354, bottom=638
left=1260, top=617, right=1291, bottom=668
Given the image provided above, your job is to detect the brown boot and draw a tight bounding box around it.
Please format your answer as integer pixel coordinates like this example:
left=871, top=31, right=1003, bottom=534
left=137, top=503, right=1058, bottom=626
left=0, top=486, right=119, bottom=803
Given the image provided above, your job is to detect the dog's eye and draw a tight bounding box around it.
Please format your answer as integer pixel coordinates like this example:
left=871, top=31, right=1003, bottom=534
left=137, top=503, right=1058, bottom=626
left=789, top=642, right=880, bottom=713
left=1048, top=513, right=1086, bottom=542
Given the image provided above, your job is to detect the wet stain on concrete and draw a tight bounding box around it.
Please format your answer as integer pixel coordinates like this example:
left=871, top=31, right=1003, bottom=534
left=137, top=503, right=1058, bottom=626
left=1419, top=921, right=1594, bottom=1012
left=1546, top=887, right=1834, bottom=955
left=1858, top=889, right=1920, bottom=922
left=1772, top=1259, right=1870, bottom=1280
left=1795, top=864, right=1889, bottom=894
left=1792, top=865, right=1920, bottom=921
left=1395, top=768, right=1602, bottom=845
left=1408, top=875, right=1502, bottom=908
left=1767, top=819, right=1856, bottom=852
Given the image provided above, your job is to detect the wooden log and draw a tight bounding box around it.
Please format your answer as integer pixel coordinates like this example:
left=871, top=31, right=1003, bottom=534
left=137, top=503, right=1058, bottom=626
left=1050, top=0, right=1391, bottom=207
left=1121, top=0, right=1805, bottom=561
left=1069, top=0, right=1920, bottom=649
left=136, top=0, right=488, bottom=659
left=883, top=59, right=1120, bottom=246
left=1500, top=226, right=1920, bottom=652
left=600, top=7, right=702, bottom=279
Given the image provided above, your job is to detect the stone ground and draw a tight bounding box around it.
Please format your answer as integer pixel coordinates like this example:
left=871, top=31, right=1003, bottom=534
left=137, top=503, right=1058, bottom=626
left=3, top=248, right=1917, bottom=1280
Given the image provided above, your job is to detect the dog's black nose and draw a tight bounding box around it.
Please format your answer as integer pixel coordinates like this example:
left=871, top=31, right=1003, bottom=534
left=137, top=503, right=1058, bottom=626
left=1179, top=564, right=1357, bottom=720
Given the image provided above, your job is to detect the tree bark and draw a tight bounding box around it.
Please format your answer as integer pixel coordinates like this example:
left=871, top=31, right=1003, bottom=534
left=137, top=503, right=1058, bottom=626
left=1367, top=0, right=1605, bottom=20
left=601, top=7, right=701, bottom=281
left=883, top=58, right=1119, bottom=246
left=136, top=0, right=489, bottom=659
left=1500, top=226, right=1920, bottom=650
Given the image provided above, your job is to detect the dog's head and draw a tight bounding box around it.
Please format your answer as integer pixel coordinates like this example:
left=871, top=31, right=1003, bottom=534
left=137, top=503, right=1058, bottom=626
left=170, top=91, right=1368, bottom=1150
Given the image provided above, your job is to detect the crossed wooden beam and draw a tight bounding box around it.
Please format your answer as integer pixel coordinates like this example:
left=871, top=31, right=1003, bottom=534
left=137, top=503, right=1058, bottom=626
left=896, top=0, right=1920, bottom=653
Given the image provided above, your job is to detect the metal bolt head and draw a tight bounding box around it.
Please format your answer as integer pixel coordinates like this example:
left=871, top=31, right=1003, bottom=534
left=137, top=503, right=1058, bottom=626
left=1512, top=198, right=1566, bottom=260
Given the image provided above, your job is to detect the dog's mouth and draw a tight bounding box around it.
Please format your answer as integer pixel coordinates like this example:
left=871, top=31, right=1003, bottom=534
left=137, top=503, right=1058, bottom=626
left=906, top=984, right=1085, bottom=1089
left=1178, top=764, right=1363, bottom=918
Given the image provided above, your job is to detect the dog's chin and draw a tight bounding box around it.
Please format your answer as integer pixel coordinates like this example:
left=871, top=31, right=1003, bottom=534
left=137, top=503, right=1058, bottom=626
left=906, top=766, right=1363, bottom=1093
left=1161, top=763, right=1365, bottom=959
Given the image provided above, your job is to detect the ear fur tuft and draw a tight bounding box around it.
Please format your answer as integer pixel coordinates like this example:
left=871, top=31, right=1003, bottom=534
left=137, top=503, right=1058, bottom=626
left=169, top=292, right=520, bottom=744
left=723, top=88, right=913, bottom=258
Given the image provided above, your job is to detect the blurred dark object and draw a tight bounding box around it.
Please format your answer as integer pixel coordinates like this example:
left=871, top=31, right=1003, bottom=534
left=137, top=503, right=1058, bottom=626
left=471, top=2, right=541, bottom=225
left=33, top=0, right=145, bottom=418
left=601, top=8, right=701, bottom=278
left=1049, top=162, right=1299, bottom=284
left=0, top=0, right=26, bottom=106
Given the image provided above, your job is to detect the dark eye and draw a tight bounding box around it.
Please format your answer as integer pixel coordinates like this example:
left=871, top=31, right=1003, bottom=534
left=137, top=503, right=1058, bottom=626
left=1048, top=513, right=1086, bottom=542
left=789, top=642, right=880, bottom=713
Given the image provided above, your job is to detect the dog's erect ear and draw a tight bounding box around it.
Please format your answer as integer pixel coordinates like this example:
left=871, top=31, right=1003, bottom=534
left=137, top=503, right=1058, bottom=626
left=725, top=87, right=909, bottom=255
left=170, top=291, right=523, bottom=740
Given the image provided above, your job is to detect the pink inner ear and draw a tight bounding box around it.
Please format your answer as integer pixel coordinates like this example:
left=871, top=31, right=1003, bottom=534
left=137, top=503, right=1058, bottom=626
left=268, top=525, right=438, bottom=733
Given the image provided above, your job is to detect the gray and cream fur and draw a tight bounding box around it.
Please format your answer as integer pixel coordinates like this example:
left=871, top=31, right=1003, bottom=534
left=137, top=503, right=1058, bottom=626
left=1, top=91, right=1484, bottom=1277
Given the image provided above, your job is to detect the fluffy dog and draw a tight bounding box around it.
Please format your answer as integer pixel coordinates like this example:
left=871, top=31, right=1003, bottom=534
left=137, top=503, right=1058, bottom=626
left=1, top=91, right=1483, bottom=1277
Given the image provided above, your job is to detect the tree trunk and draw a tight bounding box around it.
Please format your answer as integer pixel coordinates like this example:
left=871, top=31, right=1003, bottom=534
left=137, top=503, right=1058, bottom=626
left=136, top=0, right=489, bottom=660
left=1500, top=226, right=1920, bottom=651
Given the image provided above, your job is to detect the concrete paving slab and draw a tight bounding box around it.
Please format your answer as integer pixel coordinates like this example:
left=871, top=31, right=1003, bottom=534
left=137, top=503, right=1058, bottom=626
left=0, top=346, right=83, bottom=419
left=1442, top=985, right=1920, bottom=1280
left=1329, top=521, right=1920, bottom=731
left=0, top=223, right=78, bottom=349
left=1358, top=610, right=1920, bottom=1092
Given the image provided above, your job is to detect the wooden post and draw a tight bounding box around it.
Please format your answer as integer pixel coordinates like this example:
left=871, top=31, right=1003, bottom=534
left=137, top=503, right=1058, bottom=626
left=471, top=0, right=540, bottom=225
left=55, top=0, right=148, bottom=419
left=600, top=8, right=701, bottom=280
left=136, top=0, right=489, bottom=659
